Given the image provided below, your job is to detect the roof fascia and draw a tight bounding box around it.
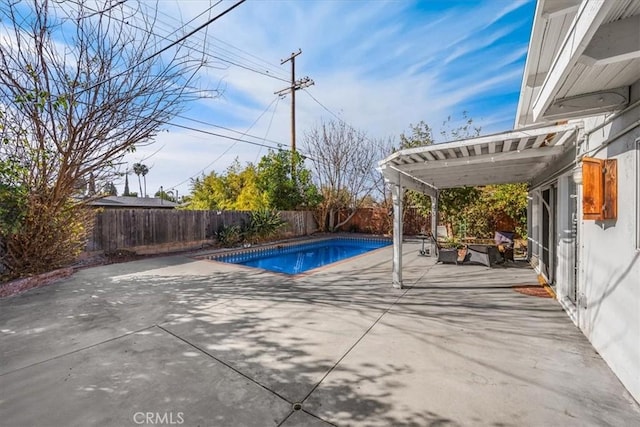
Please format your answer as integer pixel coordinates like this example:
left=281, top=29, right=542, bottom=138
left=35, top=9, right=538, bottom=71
left=531, top=0, right=613, bottom=121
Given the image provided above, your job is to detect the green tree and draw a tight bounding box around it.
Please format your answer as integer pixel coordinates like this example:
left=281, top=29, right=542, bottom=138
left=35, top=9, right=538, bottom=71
left=396, top=116, right=481, bottom=237
left=396, top=113, right=527, bottom=239
left=233, top=164, right=267, bottom=211
left=123, top=174, right=131, bottom=196
left=398, top=121, right=436, bottom=219
left=185, top=153, right=320, bottom=212
left=464, top=184, right=528, bottom=238
left=399, top=120, right=434, bottom=149
left=188, top=172, right=226, bottom=210
left=154, top=189, right=176, bottom=203
left=256, top=149, right=321, bottom=210
left=186, top=161, right=266, bottom=211
left=103, top=182, right=118, bottom=196
left=0, top=156, right=27, bottom=236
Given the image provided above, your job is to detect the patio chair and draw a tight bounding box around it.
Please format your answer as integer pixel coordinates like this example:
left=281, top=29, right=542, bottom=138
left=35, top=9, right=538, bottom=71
left=494, top=231, right=515, bottom=262
left=465, top=244, right=502, bottom=267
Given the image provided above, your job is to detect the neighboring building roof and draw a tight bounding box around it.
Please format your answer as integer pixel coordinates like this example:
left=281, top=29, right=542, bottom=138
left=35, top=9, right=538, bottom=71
left=88, top=196, right=178, bottom=208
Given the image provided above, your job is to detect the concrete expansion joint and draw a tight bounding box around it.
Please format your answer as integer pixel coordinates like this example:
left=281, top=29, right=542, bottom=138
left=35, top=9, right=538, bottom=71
left=0, top=324, right=157, bottom=378
left=155, top=324, right=291, bottom=403
left=299, top=282, right=412, bottom=410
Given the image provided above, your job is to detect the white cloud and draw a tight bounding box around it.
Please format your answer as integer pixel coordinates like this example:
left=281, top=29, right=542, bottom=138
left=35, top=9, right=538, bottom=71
left=96, top=0, right=536, bottom=197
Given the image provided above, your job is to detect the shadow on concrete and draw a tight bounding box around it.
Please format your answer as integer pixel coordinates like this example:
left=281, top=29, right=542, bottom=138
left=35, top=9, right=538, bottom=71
left=1, top=247, right=638, bottom=426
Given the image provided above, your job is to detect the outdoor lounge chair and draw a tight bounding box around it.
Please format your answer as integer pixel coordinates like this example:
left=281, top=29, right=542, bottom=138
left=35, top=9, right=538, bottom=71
left=465, top=244, right=502, bottom=267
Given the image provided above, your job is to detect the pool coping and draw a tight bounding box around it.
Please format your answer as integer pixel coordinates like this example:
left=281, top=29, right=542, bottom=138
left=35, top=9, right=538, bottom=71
left=193, top=234, right=392, bottom=278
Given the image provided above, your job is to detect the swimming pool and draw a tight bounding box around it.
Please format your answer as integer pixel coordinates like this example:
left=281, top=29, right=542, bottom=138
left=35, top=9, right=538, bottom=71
left=213, top=237, right=391, bottom=275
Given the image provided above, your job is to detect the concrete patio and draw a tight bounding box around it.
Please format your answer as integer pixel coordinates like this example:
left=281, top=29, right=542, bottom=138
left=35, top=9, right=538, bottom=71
left=1, top=241, right=638, bottom=426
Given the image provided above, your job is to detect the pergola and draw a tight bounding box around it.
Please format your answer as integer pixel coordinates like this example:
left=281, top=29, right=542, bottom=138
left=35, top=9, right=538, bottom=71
left=378, top=122, right=581, bottom=288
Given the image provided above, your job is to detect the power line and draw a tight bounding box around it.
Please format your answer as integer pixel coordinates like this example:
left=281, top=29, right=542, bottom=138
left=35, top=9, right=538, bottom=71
left=169, top=122, right=282, bottom=150
left=166, top=96, right=285, bottom=190
left=255, top=96, right=281, bottom=163
left=301, top=88, right=383, bottom=167
left=303, top=88, right=344, bottom=123
left=210, top=36, right=289, bottom=79
left=139, top=3, right=289, bottom=79
left=78, top=0, right=247, bottom=94
left=53, top=1, right=290, bottom=96
left=174, top=114, right=284, bottom=146
left=116, top=1, right=290, bottom=82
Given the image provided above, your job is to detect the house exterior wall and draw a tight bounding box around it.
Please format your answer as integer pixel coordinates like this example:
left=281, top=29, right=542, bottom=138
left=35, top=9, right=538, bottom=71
left=578, top=86, right=640, bottom=401
left=529, top=80, right=640, bottom=402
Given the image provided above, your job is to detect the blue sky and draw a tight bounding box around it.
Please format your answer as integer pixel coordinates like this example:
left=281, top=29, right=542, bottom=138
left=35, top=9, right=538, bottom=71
left=116, top=0, right=536, bottom=197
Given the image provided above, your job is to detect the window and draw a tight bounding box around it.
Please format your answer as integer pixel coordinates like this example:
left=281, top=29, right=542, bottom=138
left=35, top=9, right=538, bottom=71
left=582, top=157, right=617, bottom=220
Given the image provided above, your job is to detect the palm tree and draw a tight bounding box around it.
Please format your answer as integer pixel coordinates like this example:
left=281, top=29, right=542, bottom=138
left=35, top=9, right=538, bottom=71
left=140, top=164, right=149, bottom=197
left=132, top=163, right=148, bottom=197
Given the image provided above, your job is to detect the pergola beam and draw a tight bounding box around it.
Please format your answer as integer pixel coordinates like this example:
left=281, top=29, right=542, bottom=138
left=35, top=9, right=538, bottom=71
left=380, top=164, right=438, bottom=197
left=394, top=145, right=565, bottom=173
left=381, top=123, right=578, bottom=164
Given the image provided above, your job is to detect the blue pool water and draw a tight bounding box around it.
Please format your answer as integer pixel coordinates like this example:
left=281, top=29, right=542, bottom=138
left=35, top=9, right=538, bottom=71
left=215, top=238, right=391, bottom=275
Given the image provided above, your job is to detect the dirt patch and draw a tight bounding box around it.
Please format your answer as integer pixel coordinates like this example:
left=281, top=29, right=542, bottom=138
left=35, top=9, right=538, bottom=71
left=0, top=251, right=144, bottom=299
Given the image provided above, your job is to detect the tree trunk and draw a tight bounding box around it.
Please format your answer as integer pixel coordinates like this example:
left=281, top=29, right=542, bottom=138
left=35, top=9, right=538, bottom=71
left=328, top=209, right=336, bottom=231
left=333, top=208, right=358, bottom=231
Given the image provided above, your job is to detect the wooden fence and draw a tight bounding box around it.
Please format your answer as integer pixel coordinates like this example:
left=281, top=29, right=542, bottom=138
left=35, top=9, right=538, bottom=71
left=337, top=207, right=432, bottom=235
left=85, top=209, right=317, bottom=254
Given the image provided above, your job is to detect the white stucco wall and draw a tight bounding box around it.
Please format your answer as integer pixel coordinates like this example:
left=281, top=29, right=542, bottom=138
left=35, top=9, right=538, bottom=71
left=528, top=83, right=640, bottom=402
left=578, top=101, right=640, bottom=401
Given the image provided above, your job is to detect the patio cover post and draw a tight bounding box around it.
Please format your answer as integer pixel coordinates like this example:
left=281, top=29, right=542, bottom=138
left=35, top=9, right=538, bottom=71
left=391, top=175, right=403, bottom=288
left=431, top=191, right=439, bottom=255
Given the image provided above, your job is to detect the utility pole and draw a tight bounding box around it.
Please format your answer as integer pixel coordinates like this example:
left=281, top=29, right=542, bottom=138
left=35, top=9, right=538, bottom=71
left=275, top=49, right=314, bottom=153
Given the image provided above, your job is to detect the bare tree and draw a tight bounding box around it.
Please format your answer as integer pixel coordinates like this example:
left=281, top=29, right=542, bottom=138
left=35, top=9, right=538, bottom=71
left=302, top=120, right=379, bottom=231
left=0, top=0, right=211, bottom=278
left=371, top=135, right=397, bottom=206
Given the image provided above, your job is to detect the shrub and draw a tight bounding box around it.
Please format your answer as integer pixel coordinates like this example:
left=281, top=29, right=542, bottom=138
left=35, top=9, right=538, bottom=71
left=247, top=209, right=286, bottom=243
left=1, top=196, right=93, bottom=282
left=216, top=224, right=244, bottom=247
